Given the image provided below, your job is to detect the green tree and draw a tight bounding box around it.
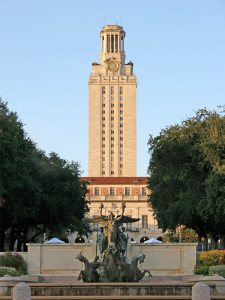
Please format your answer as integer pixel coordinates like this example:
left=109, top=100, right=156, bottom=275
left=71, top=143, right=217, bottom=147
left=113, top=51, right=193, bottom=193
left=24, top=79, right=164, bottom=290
left=0, top=99, right=89, bottom=251
left=147, top=107, right=225, bottom=249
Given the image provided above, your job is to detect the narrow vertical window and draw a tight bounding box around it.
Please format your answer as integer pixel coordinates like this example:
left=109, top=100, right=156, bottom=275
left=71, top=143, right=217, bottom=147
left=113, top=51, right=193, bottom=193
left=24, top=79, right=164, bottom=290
left=115, top=35, right=118, bottom=52
left=142, top=215, right=148, bottom=228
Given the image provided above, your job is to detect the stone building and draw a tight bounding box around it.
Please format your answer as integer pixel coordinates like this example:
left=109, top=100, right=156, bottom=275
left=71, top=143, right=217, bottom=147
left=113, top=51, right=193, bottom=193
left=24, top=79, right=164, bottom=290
left=77, top=25, right=162, bottom=243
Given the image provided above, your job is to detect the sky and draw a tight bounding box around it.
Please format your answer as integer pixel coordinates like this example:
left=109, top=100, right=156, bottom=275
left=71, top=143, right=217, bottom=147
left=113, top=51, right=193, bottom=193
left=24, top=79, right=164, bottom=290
left=0, top=0, right=224, bottom=177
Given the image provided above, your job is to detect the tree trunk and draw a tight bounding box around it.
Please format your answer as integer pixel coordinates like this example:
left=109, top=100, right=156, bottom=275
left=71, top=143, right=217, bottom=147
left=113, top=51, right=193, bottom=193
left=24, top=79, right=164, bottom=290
left=17, top=235, right=22, bottom=252
left=197, top=235, right=202, bottom=252
left=203, top=237, right=208, bottom=251
left=220, top=234, right=225, bottom=250
left=211, top=233, right=218, bottom=250
left=0, top=228, right=5, bottom=252
left=9, top=227, right=17, bottom=251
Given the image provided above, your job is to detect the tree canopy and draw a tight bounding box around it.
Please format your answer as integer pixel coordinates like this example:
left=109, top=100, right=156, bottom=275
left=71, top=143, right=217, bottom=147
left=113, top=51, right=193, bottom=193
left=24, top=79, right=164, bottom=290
left=147, top=107, right=225, bottom=248
left=0, top=99, right=89, bottom=251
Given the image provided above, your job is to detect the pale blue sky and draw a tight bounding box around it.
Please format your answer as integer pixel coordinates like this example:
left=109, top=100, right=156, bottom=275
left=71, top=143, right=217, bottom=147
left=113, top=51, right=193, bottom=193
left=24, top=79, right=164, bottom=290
left=0, top=0, right=224, bottom=176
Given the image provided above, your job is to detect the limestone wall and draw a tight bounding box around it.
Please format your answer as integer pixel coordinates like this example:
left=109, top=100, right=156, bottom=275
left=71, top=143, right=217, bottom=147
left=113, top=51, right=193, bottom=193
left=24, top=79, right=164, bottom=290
left=25, top=241, right=197, bottom=276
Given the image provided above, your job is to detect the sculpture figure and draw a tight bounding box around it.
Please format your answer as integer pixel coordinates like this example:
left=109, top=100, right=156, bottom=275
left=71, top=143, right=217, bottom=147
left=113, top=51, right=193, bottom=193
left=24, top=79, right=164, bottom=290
left=89, top=202, right=139, bottom=256
left=129, top=253, right=152, bottom=282
left=76, top=253, right=102, bottom=283
left=77, top=202, right=152, bottom=283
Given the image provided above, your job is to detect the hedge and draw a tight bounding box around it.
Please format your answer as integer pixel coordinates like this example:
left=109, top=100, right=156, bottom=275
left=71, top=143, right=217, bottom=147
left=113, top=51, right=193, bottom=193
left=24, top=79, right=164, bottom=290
left=209, top=265, right=225, bottom=278
left=0, top=266, right=19, bottom=277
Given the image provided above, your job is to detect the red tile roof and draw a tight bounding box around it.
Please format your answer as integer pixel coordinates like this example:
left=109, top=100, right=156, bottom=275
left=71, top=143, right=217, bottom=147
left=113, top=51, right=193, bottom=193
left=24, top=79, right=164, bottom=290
left=80, top=177, right=149, bottom=185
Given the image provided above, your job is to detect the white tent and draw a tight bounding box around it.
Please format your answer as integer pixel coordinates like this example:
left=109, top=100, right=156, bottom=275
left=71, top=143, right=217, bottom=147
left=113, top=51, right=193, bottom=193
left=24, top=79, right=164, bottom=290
left=144, top=238, right=162, bottom=244
left=44, top=238, right=65, bottom=244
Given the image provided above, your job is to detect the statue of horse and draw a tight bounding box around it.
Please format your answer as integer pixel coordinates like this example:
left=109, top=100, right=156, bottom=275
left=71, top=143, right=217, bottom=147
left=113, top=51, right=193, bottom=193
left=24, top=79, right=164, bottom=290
left=76, top=253, right=101, bottom=283
left=99, top=244, right=122, bottom=282
left=129, top=253, right=152, bottom=282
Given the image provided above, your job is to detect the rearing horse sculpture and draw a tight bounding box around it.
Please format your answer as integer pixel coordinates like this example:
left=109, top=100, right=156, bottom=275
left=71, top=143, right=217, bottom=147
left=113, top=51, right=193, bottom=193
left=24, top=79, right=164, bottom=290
left=129, top=253, right=152, bottom=282
left=76, top=253, right=101, bottom=283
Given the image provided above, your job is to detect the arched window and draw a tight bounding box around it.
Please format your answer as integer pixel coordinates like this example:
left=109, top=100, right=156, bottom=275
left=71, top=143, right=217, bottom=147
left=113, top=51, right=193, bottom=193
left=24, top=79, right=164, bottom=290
left=140, top=236, right=149, bottom=243
left=75, top=237, right=85, bottom=243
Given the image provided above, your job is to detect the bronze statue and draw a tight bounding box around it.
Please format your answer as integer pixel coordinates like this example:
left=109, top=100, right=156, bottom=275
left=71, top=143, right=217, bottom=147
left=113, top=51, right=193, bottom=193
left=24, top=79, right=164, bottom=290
left=77, top=202, right=152, bottom=283
left=89, top=202, right=139, bottom=256
left=76, top=253, right=102, bottom=283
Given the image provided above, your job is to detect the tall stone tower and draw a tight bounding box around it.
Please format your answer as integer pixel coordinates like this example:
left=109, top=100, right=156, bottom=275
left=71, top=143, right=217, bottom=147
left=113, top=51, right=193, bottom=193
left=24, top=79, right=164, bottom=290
left=89, top=25, right=137, bottom=177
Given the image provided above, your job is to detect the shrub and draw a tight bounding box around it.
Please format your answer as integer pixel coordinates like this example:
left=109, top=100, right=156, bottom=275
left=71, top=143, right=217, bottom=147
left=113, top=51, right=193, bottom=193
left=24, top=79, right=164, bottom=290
left=0, top=266, right=19, bottom=277
left=198, top=250, right=225, bottom=266
left=194, top=265, right=210, bottom=276
left=194, top=250, right=225, bottom=276
left=0, top=252, right=27, bottom=275
left=209, top=265, right=225, bottom=278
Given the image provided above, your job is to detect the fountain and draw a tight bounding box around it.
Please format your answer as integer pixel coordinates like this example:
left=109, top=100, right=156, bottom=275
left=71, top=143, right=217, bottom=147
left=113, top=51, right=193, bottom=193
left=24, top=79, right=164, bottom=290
left=76, top=202, right=152, bottom=282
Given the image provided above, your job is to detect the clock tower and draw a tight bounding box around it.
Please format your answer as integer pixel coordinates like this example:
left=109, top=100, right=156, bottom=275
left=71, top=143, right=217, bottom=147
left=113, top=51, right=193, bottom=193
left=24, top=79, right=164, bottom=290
left=89, top=25, right=137, bottom=177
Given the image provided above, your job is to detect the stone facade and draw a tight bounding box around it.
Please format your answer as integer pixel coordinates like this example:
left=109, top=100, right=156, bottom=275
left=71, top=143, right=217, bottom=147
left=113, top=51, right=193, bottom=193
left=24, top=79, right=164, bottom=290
left=89, top=25, right=137, bottom=177
left=80, top=177, right=162, bottom=242
left=25, top=242, right=197, bottom=276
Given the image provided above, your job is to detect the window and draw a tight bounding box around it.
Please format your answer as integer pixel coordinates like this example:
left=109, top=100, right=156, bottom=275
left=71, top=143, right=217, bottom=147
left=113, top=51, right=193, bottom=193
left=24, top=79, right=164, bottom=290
left=120, top=137, right=123, bottom=141
left=110, top=187, right=115, bottom=195
left=102, top=87, right=105, bottom=94
left=142, top=187, right=147, bottom=195
left=111, top=103, right=114, bottom=107
left=126, top=215, right=132, bottom=231
left=111, top=157, right=114, bottom=161
left=111, top=87, right=114, bottom=94
left=120, top=96, right=123, bottom=101
left=120, top=163, right=123, bottom=168
left=120, top=143, right=123, bottom=148
left=120, top=130, right=123, bottom=134
left=94, top=188, right=99, bottom=195
left=102, top=117, right=105, bottom=121
left=120, top=170, right=123, bottom=175
left=111, top=143, right=114, bottom=148
left=111, top=137, right=114, bottom=141
left=102, top=123, right=105, bottom=127
left=102, top=110, right=105, bottom=114
left=102, top=96, right=105, bottom=101
left=102, top=130, right=105, bottom=134
left=120, top=150, right=123, bottom=154
left=102, top=170, right=105, bottom=175
left=142, top=215, right=148, bottom=228
left=111, top=164, right=114, bottom=169
left=111, top=150, right=114, bottom=154
left=111, top=96, right=114, bottom=101
left=102, top=103, right=105, bottom=108
left=120, top=110, right=123, bottom=114
left=111, top=110, right=114, bottom=114
left=111, top=130, right=114, bottom=134
left=125, top=187, right=130, bottom=195
left=102, top=150, right=105, bottom=154
left=120, top=123, right=123, bottom=128
left=120, top=157, right=123, bottom=161
left=102, top=144, right=105, bottom=148
left=102, top=157, right=105, bottom=161
left=102, top=164, right=105, bottom=168
left=120, top=103, right=123, bottom=107
left=102, top=137, right=105, bottom=141
left=120, top=86, right=123, bottom=94
left=93, top=222, right=99, bottom=231
left=111, top=117, right=114, bottom=121
left=111, top=171, right=114, bottom=175
left=111, top=123, right=114, bottom=127
left=120, top=117, right=123, bottom=121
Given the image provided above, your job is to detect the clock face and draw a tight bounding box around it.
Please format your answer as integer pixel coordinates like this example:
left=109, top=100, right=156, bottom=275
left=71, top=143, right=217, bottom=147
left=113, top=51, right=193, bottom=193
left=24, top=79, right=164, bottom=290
left=107, top=61, right=119, bottom=72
